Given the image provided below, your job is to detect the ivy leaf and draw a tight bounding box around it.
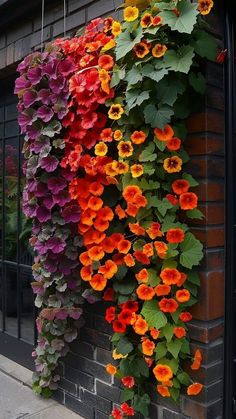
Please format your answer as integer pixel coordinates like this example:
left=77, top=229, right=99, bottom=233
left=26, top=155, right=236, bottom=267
left=155, top=342, right=167, bottom=360
left=154, top=1, right=178, bottom=10
left=141, top=64, right=169, bottom=83
left=179, top=232, right=203, bottom=269
left=177, top=372, right=191, bottom=386
left=187, top=208, right=204, bottom=220
left=125, top=65, right=143, bottom=85
left=144, top=103, right=174, bottom=128
left=156, top=76, right=186, bottom=106
left=159, top=0, right=198, bottom=34
left=164, top=46, right=195, bottom=74
left=167, top=339, right=183, bottom=358
left=116, top=336, right=134, bottom=355
left=139, top=142, right=157, bottom=162
left=134, top=394, right=150, bottom=417
left=155, top=138, right=166, bottom=151
left=126, top=89, right=150, bottom=110
left=115, top=27, right=143, bottom=60
left=141, top=300, right=167, bottom=328
left=192, top=30, right=217, bottom=60
left=189, top=72, right=206, bottom=94
left=143, top=163, right=155, bottom=175
left=182, top=173, right=199, bottom=186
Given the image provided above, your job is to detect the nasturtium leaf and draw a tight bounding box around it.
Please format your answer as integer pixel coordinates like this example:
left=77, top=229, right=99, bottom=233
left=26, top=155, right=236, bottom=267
left=141, top=300, right=168, bottom=328
left=115, top=265, right=128, bottom=281
left=144, top=103, right=174, bottom=129
left=129, top=358, right=149, bottom=377
left=184, top=281, right=198, bottom=297
left=113, top=277, right=136, bottom=295
left=134, top=394, right=150, bottom=417
left=111, top=333, right=123, bottom=342
left=180, top=232, right=203, bottom=269
left=139, top=142, right=157, bottom=162
left=125, top=66, right=143, bottom=85
left=177, top=372, right=191, bottom=386
left=180, top=339, right=190, bottom=354
left=187, top=208, right=204, bottom=220
left=120, top=389, right=135, bottom=402
left=141, top=64, right=169, bottom=83
left=192, top=30, right=217, bottom=60
left=161, top=323, right=174, bottom=342
left=154, top=138, right=166, bottom=151
left=189, top=72, right=206, bottom=94
left=155, top=342, right=167, bottom=360
left=170, top=308, right=182, bottom=324
left=116, top=336, right=134, bottom=355
left=110, top=66, right=126, bottom=88
left=126, top=89, right=150, bottom=111
left=170, top=387, right=180, bottom=401
left=182, top=172, right=199, bottom=186
left=187, top=270, right=200, bottom=286
left=115, top=27, right=143, bottom=60
left=167, top=339, right=183, bottom=358
left=173, top=121, right=187, bottom=139
left=147, top=269, right=160, bottom=287
left=159, top=0, right=198, bottom=34
left=173, top=378, right=181, bottom=389
left=164, top=46, right=195, bottom=74
left=156, top=76, right=186, bottom=106
left=143, top=162, right=155, bottom=175
left=153, top=0, right=178, bottom=10
left=152, top=198, right=173, bottom=216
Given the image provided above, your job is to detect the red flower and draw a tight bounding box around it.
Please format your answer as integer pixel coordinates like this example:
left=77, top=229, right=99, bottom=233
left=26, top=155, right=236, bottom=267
left=111, top=408, right=123, bottom=419
left=113, top=319, right=127, bottom=333
left=159, top=298, right=179, bottom=313
left=166, top=137, right=181, bottom=151
left=216, top=49, right=227, bottom=64
left=122, top=376, right=135, bottom=388
left=103, top=288, right=115, bottom=301
left=105, top=306, right=116, bottom=323
left=179, top=192, right=198, bottom=210
left=179, top=312, right=192, bottom=322
left=121, top=402, right=135, bottom=416
left=133, top=250, right=150, bottom=265
left=166, top=194, right=178, bottom=205
left=174, top=326, right=186, bottom=339
left=166, top=228, right=185, bottom=243
left=172, top=179, right=190, bottom=195
left=121, top=300, right=139, bottom=312
left=118, top=309, right=133, bottom=325
left=98, top=54, right=114, bottom=70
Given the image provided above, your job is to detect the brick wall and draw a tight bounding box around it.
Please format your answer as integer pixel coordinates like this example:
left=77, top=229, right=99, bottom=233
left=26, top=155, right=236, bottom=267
left=0, top=1, right=225, bottom=418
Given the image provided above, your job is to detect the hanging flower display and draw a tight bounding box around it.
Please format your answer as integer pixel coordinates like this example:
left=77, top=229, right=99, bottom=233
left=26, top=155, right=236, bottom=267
left=15, top=0, right=216, bottom=416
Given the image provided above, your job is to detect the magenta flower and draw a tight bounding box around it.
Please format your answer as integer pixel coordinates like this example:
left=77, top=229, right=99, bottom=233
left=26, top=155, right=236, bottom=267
left=62, top=204, right=81, bottom=223
left=36, top=206, right=51, bottom=223
left=48, top=177, right=67, bottom=194
left=27, top=66, right=42, bottom=85
left=47, top=237, right=66, bottom=254
left=23, top=90, right=37, bottom=108
left=40, top=156, right=59, bottom=172
left=37, top=105, right=54, bottom=122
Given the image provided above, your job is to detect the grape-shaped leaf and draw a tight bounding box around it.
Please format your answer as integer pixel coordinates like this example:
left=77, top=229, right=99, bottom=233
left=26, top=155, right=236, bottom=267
left=164, top=46, right=195, bottom=74
left=144, top=103, right=174, bottom=128
left=159, top=0, right=198, bottom=34
left=179, top=232, right=203, bottom=269
left=141, top=300, right=167, bottom=328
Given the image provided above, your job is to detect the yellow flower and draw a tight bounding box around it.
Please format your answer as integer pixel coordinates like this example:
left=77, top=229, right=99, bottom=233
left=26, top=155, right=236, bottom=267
left=111, top=21, right=122, bottom=36
left=163, top=156, right=182, bottom=173
left=95, top=142, right=108, bottom=156
left=102, top=39, right=116, bottom=52
left=198, top=0, right=214, bottom=15
left=152, top=43, right=167, bottom=58
left=105, top=162, right=119, bottom=176
left=131, top=164, right=144, bottom=178
left=124, top=6, right=139, bottom=21
left=106, top=364, right=117, bottom=375
left=113, top=160, right=129, bottom=174
left=114, top=130, right=123, bottom=141
left=98, top=69, right=110, bottom=94
left=117, top=141, right=134, bottom=158
left=134, top=42, right=150, bottom=58
left=112, top=349, right=128, bottom=360
left=108, top=104, right=124, bottom=120
left=140, top=13, right=153, bottom=28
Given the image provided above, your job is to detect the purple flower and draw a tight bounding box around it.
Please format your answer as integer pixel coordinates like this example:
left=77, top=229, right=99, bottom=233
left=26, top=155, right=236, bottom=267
left=61, top=168, right=76, bottom=181
left=54, top=309, right=68, bottom=320
left=23, top=202, right=37, bottom=218
left=36, top=206, right=51, bottom=223
left=14, top=75, right=30, bottom=93
left=31, top=137, right=50, bottom=154
left=47, top=237, right=66, bottom=254
left=58, top=58, right=75, bottom=76
left=37, top=105, right=54, bottom=122
left=53, top=190, right=70, bottom=206
left=44, top=256, right=58, bottom=273
left=42, top=61, right=58, bottom=79
left=43, top=194, right=55, bottom=210
left=31, top=281, right=45, bottom=296
left=38, top=89, right=51, bottom=105
left=23, top=90, right=37, bottom=108
left=49, top=76, right=65, bottom=94
left=35, top=182, right=48, bottom=197
left=34, top=240, right=48, bottom=255
left=62, top=204, right=81, bottom=223
left=40, top=156, right=59, bottom=172
left=27, top=66, right=42, bottom=85
left=27, top=123, right=42, bottom=140
left=48, top=177, right=67, bottom=194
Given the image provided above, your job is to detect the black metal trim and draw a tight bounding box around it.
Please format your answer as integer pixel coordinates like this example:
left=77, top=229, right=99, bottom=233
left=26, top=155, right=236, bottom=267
left=0, top=331, right=34, bottom=370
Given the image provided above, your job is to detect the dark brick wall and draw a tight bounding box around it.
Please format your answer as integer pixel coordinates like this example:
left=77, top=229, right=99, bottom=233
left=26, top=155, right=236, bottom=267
left=0, top=0, right=225, bottom=418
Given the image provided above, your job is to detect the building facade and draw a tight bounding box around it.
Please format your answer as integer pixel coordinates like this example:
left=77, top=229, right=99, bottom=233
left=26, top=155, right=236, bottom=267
left=0, top=0, right=233, bottom=418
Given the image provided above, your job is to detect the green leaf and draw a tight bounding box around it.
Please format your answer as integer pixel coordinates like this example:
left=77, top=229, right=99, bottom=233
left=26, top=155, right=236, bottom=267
left=141, top=64, right=169, bottom=83
left=180, top=338, right=190, bottom=354
left=159, top=0, right=198, bottom=34
left=110, top=66, right=126, bottom=88
left=125, top=66, right=143, bottom=85
left=115, top=27, right=143, bottom=60
left=167, top=339, right=183, bottom=358
left=126, top=89, right=150, bottom=110
left=161, top=323, right=174, bottom=342
left=158, top=357, right=179, bottom=374
left=164, top=46, right=195, bottom=74
left=189, top=72, right=206, bottom=94
left=177, top=372, right=191, bottom=386
left=141, top=300, right=168, bottom=328
left=154, top=138, right=166, bottom=151
left=129, top=358, right=149, bottom=377
left=143, top=162, right=155, bottom=175
left=113, top=277, right=136, bottom=295
left=139, top=142, right=157, bottom=162
left=173, top=121, right=187, bottom=139
left=156, top=76, right=186, bottom=106
left=116, top=336, right=134, bottom=355
left=179, top=232, right=203, bottom=269
left=186, top=209, right=204, bottom=220
left=184, top=281, right=198, bottom=297
left=155, top=342, right=167, bottom=360
left=187, top=270, right=200, bottom=286
left=134, top=394, right=150, bottom=417
left=120, top=389, right=135, bottom=402
left=115, top=265, right=128, bottom=281
left=182, top=173, right=199, bottom=186
left=144, top=103, right=174, bottom=128
left=154, top=1, right=178, bottom=10
left=147, top=269, right=160, bottom=287
left=170, top=387, right=180, bottom=401
left=150, top=198, right=173, bottom=216
left=192, top=30, right=217, bottom=60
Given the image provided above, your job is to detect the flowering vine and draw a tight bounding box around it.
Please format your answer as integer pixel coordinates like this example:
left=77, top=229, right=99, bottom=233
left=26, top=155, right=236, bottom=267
left=15, top=0, right=216, bottom=416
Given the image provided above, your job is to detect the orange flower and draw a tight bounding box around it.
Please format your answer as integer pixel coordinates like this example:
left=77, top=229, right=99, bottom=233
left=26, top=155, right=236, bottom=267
left=115, top=205, right=127, bottom=220
left=101, top=237, right=115, bottom=253
left=117, top=141, right=133, bottom=158
left=114, top=161, right=129, bottom=175
left=117, top=239, right=131, bottom=254
left=172, top=179, right=190, bottom=195
left=98, top=54, right=114, bottom=70
left=198, top=0, right=213, bottom=15
left=154, top=125, right=174, bottom=142
left=126, top=203, right=139, bottom=217
left=160, top=268, right=181, bottom=285
left=179, top=311, right=192, bottom=322
left=79, top=251, right=92, bottom=266
left=155, top=284, right=171, bottom=297
left=157, top=385, right=170, bottom=397
left=176, top=289, right=191, bottom=303
left=110, top=233, right=124, bottom=246
left=98, top=207, right=114, bottom=221
left=166, top=137, right=181, bottom=151
left=94, top=217, right=109, bottom=232
left=124, top=6, right=139, bottom=21
left=98, top=260, right=118, bottom=279
left=176, top=272, right=187, bottom=287
left=136, top=284, right=155, bottom=300
left=142, top=339, right=155, bottom=356
left=118, top=309, right=133, bottom=325
left=134, top=250, right=150, bottom=265
left=152, top=43, right=167, bottom=58
left=136, top=268, right=149, bottom=283
left=150, top=328, right=160, bottom=340
left=114, top=129, right=123, bottom=141
left=179, top=192, right=198, bottom=210
left=191, top=349, right=202, bottom=370
left=159, top=298, right=178, bottom=313
left=88, top=196, right=103, bottom=211
left=113, top=253, right=125, bottom=266
left=88, top=246, right=105, bottom=261
left=140, top=13, right=153, bottom=27
left=131, top=164, right=144, bottom=178
left=147, top=222, right=163, bottom=239
left=123, top=185, right=142, bottom=203
left=187, top=383, right=203, bottom=396
left=100, top=128, right=113, bottom=142
left=124, top=253, right=135, bottom=267
left=129, top=222, right=145, bottom=236
left=153, top=364, right=173, bottom=382
left=174, top=326, right=186, bottom=339
left=80, top=266, right=93, bottom=282
left=133, top=42, right=150, bottom=58
left=143, top=243, right=154, bottom=257
left=133, top=315, right=148, bottom=335
left=89, top=182, right=104, bottom=196
left=90, top=274, right=107, bottom=291
left=98, top=69, right=111, bottom=94
left=106, top=364, right=117, bottom=375
left=163, top=156, right=182, bottom=173
left=154, top=241, right=168, bottom=258
left=108, top=104, right=124, bottom=120
left=166, top=228, right=185, bottom=244
left=130, top=130, right=146, bottom=145
left=111, top=20, right=122, bottom=36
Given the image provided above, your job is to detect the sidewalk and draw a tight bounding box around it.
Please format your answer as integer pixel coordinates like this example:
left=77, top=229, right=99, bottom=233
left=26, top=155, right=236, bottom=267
left=0, top=354, right=83, bottom=419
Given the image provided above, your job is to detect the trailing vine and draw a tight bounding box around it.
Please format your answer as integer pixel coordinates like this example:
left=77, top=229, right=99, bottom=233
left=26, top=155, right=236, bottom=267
left=15, top=0, right=216, bottom=416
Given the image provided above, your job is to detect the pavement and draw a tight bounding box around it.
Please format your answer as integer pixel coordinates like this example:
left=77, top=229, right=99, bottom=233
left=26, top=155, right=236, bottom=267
left=0, top=354, right=83, bottom=419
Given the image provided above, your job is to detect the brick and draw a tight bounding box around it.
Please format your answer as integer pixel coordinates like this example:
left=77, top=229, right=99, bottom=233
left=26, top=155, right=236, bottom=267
left=0, top=48, right=6, bottom=69
left=190, top=339, right=223, bottom=365
left=64, top=366, right=95, bottom=392
left=14, top=37, right=31, bottom=62
left=53, top=388, right=65, bottom=404
left=80, top=327, right=111, bottom=350
left=0, top=35, right=5, bottom=49
left=96, top=347, right=113, bottom=365
left=7, top=22, right=32, bottom=45
left=30, top=27, right=52, bottom=49
left=65, top=394, right=94, bottom=419
left=81, top=389, right=112, bottom=414
left=190, top=204, right=224, bottom=226
left=206, top=62, right=224, bottom=88
left=68, top=0, right=95, bottom=13
left=70, top=340, right=95, bottom=360
left=195, top=181, right=224, bottom=202
left=6, top=44, right=14, bottom=66
left=53, top=9, right=85, bottom=38
left=186, top=134, right=224, bottom=156
left=188, top=319, right=224, bottom=344
left=202, top=249, right=224, bottom=271
left=59, top=377, right=77, bottom=396
left=191, top=271, right=224, bottom=320
left=96, top=381, right=120, bottom=404
left=181, top=397, right=223, bottom=419
left=163, top=408, right=189, bottom=419
left=34, top=4, right=65, bottom=31
left=206, top=86, right=224, bottom=111
left=87, top=0, right=118, bottom=21
left=66, top=353, right=112, bottom=383
left=94, top=314, right=113, bottom=334
left=187, top=156, right=224, bottom=179
left=193, top=226, right=224, bottom=247
left=95, top=410, right=108, bottom=419
left=187, top=111, right=224, bottom=134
